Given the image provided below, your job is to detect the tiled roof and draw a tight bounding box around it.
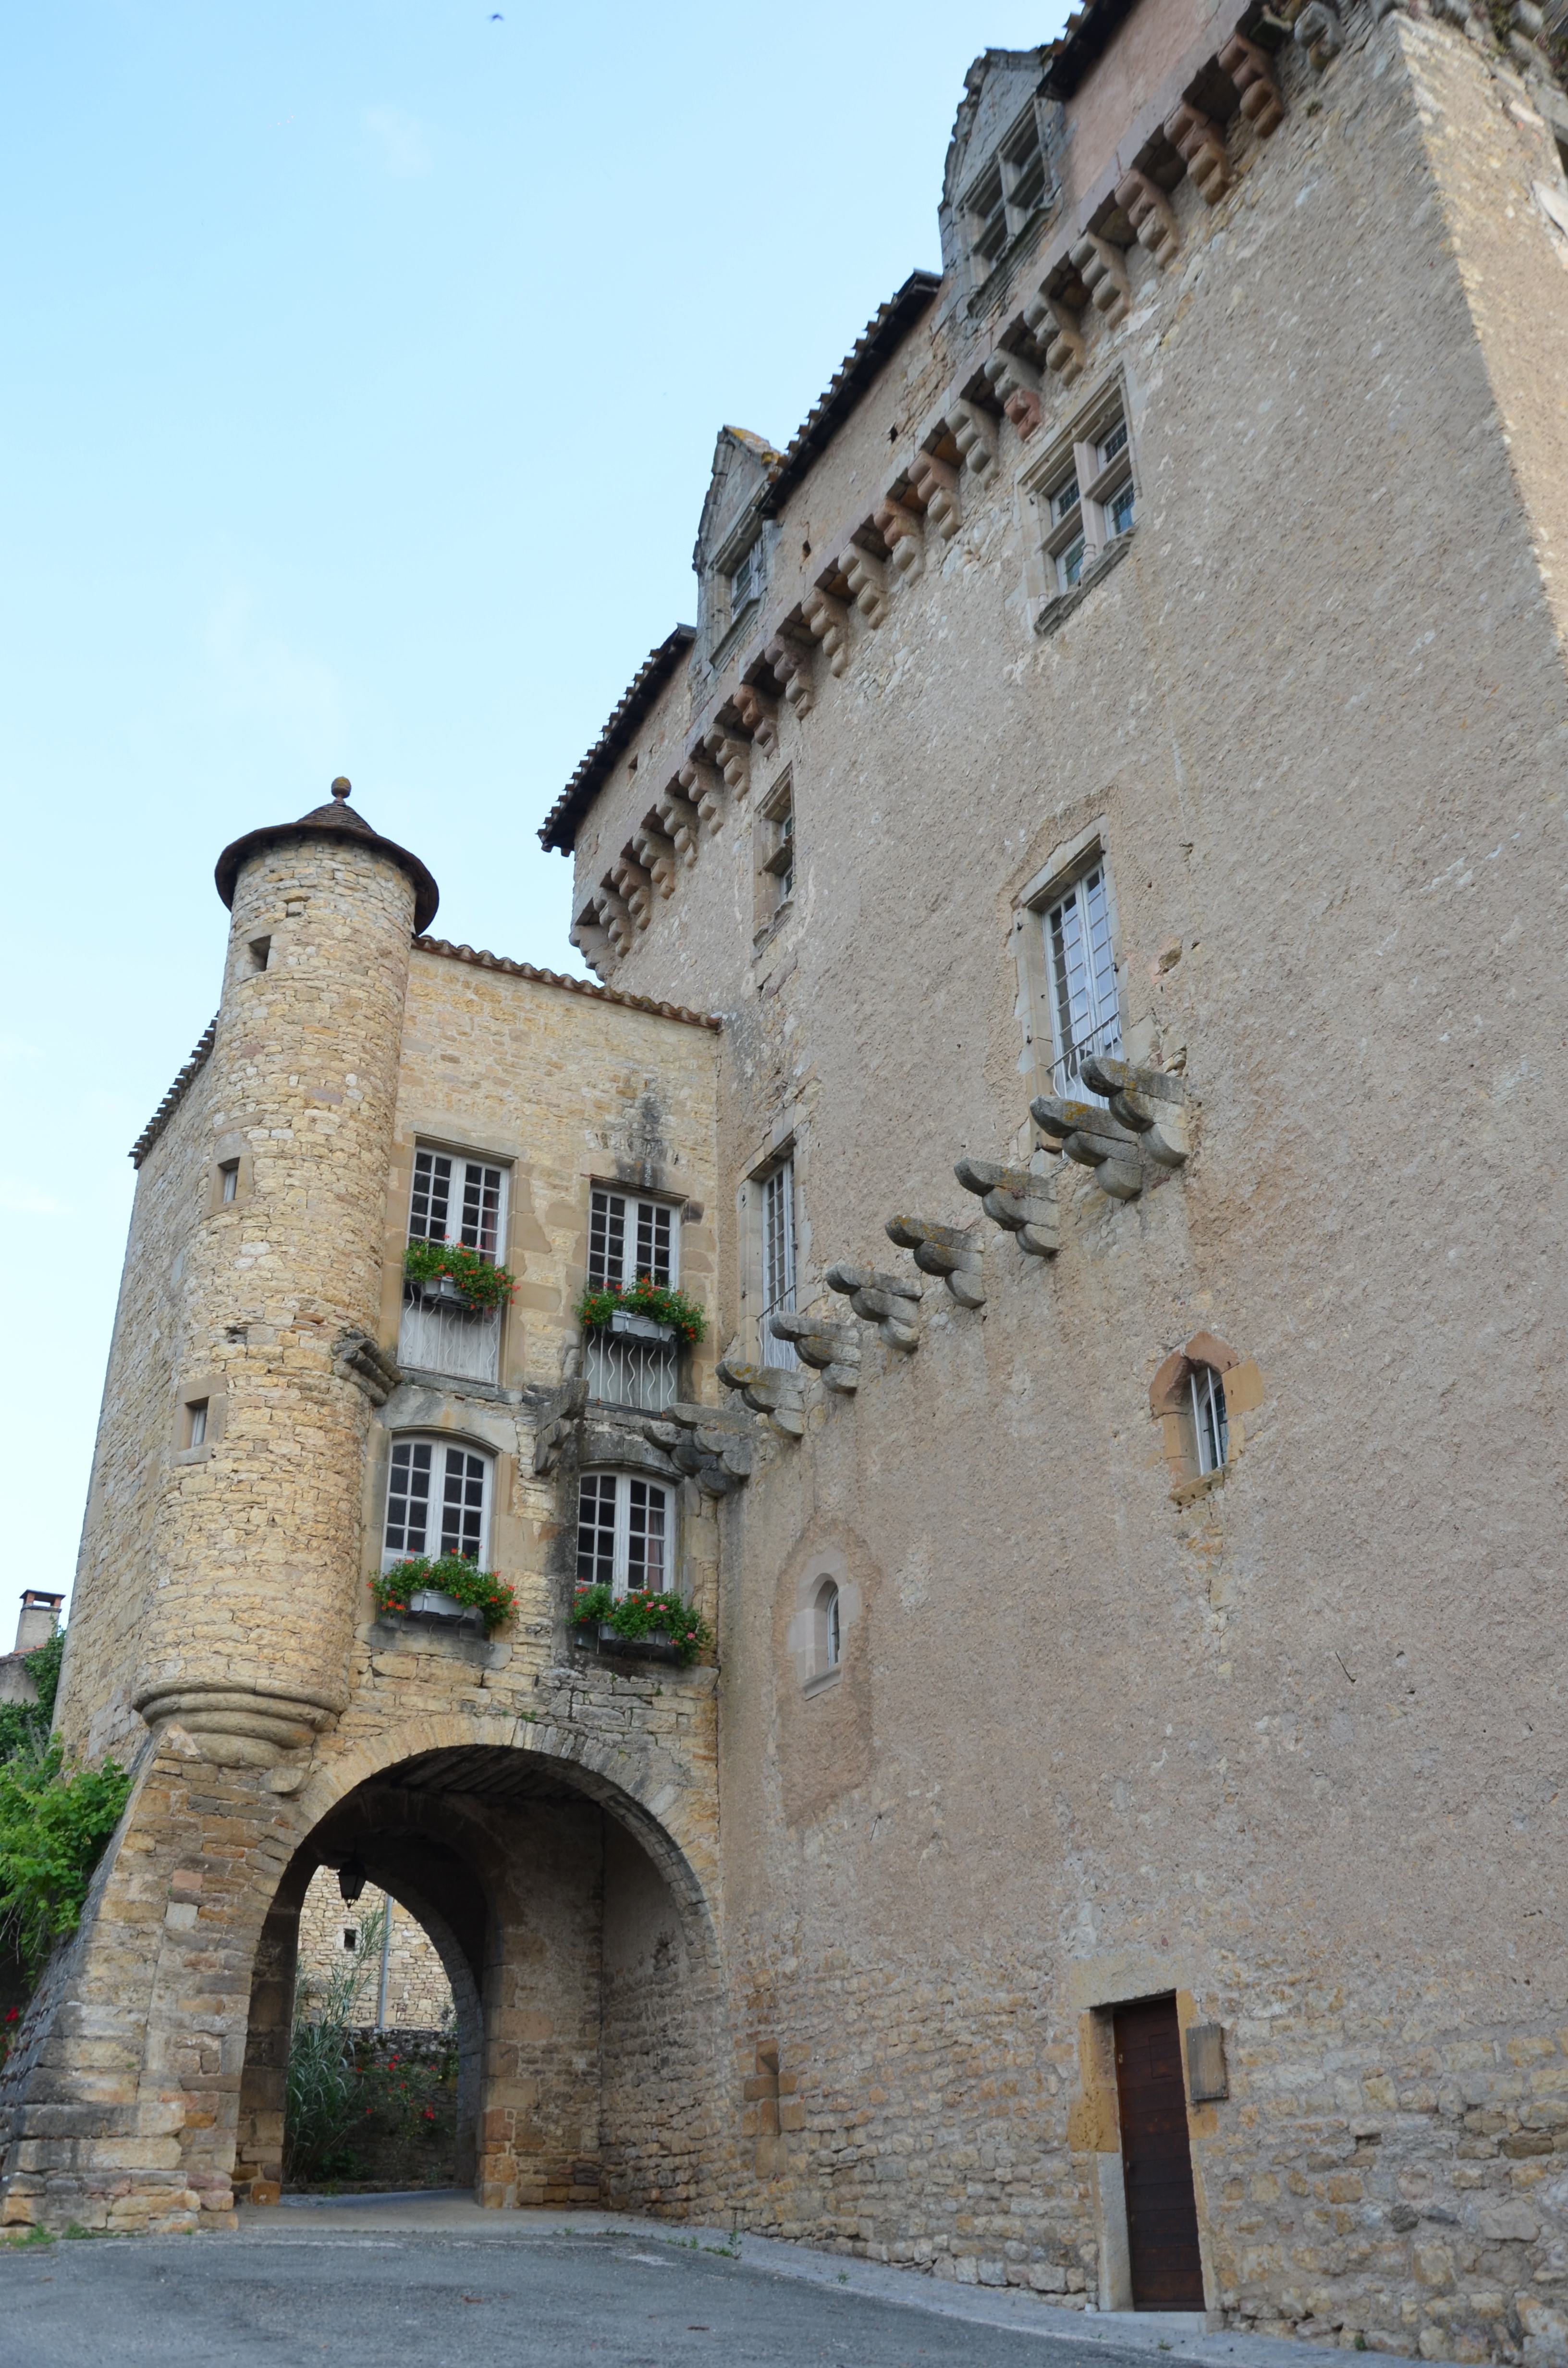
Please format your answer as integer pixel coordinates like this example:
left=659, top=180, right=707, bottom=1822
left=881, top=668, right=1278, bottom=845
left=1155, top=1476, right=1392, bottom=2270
left=537, top=625, right=696, bottom=856
left=414, top=937, right=722, bottom=1030
left=1040, top=0, right=1127, bottom=99
left=129, top=1018, right=218, bottom=1168
left=757, top=270, right=943, bottom=518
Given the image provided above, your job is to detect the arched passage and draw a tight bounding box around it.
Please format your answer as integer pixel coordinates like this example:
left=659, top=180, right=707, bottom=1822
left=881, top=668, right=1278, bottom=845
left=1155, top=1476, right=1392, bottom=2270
left=234, top=1741, right=724, bottom=2213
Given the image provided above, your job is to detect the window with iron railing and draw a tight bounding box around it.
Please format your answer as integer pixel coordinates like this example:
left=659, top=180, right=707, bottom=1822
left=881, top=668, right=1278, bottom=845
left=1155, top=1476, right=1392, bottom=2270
left=398, top=1147, right=510, bottom=1385
left=584, top=1184, right=682, bottom=1410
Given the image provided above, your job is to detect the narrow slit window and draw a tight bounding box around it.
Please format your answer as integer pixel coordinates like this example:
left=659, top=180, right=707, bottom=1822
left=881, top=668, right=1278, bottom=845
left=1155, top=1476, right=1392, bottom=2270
left=219, top=1160, right=239, bottom=1204
left=186, top=1400, right=208, bottom=1449
left=1043, top=863, right=1122, bottom=1099
left=760, top=1158, right=798, bottom=1369
left=1191, top=1367, right=1229, bottom=1475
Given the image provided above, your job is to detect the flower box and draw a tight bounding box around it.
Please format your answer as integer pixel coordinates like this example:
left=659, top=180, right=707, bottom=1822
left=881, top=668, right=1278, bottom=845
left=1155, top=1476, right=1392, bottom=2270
left=609, top=1310, right=676, bottom=1344
left=406, top=1588, right=484, bottom=1630
left=416, top=1275, right=466, bottom=1307
left=594, top=1621, right=682, bottom=1663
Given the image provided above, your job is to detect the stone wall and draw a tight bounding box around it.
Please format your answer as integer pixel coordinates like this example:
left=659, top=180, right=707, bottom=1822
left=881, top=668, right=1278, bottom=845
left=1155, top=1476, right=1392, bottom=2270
left=295, top=1870, right=453, bottom=2029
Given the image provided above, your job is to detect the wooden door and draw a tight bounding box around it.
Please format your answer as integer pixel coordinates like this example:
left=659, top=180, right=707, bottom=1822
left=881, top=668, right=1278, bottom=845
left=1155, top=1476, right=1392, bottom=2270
left=1113, top=1997, right=1205, bottom=2310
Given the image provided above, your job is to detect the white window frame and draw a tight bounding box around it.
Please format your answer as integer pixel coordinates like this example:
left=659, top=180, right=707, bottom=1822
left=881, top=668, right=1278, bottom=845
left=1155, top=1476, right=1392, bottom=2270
left=407, top=1145, right=509, bottom=1264
left=587, top=1185, right=680, bottom=1292
left=759, top=1156, right=797, bottom=1369
left=814, top=1579, right=842, bottom=1675
left=576, top=1469, right=674, bottom=1600
left=1030, top=394, right=1137, bottom=598
left=381, top=1434, right=494, bottom=1570
left=1041, top=858, right=1123, bottom=1102
left=1191, top=1366, right=1229, bottom=1475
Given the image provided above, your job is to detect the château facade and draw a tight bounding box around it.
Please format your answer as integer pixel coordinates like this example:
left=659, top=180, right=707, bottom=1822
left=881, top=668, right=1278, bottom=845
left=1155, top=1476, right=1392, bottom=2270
left=6, top=0, right=1568, bottom=2354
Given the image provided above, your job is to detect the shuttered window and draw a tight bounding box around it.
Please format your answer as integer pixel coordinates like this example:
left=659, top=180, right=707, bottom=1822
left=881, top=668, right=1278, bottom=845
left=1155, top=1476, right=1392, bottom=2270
left=576, top=1472, right=672, bottom=1598
left=382, top=1438, right=491, bottom=1569
left=408, top=1148, right=507, bottom=1261
left=587, top=1186, right=677, bottom=1291
left=1043, top=863, right=1121, bottom=1099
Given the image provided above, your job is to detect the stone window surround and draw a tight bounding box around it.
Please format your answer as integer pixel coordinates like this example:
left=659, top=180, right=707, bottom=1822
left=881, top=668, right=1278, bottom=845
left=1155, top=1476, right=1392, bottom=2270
left=1149, top=1330, right=1265, bottom=1504
left=1010, top=817, right=1132, bottom=1127
left=406, top=1139, right=511, bottom=1263
left=575, top=1465, right=677, bottom=1599
left=961, top=93, right=1056, bottom=290
left=738, top=1130, right=800, bottom=1370
left=1018, top=371, right=1139, bottom=621
left=585, top=1178, right=684, bottom=1294
left=752, top=767, right=795, bottom=947
left=172, top=1374, right=226, bottom=1465
left=784, top=1544, right=861, bottom=1696
left=380, top=1131, right=520, bottom=1377
left=363, top=1415, right=516, bottom=1609
left=206, top=1130, right=255, bottom=1216
left=708, top=510, right=769, bottom=673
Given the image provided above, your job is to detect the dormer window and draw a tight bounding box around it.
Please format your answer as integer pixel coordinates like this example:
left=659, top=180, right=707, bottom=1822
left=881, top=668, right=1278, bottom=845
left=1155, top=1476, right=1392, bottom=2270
left=964, top=103, right=1049, bottom=277
left=728, top=539, right=761, bottom=625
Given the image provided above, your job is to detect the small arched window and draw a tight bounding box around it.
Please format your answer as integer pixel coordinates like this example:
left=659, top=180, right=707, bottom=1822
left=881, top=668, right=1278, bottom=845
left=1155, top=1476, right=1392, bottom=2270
left=1150, top=1332, right=1261, bottom=1494
left=577, top=1471, right=673, bottom=1598
left=383, top=1435, right=493, bottom=1569
left=814, top=1579, right=842, bottom=1676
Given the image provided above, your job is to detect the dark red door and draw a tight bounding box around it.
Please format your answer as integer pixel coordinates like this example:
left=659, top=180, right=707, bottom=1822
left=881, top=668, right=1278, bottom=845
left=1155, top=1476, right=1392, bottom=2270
left=1113, top=1996, right=1205, bottom=2310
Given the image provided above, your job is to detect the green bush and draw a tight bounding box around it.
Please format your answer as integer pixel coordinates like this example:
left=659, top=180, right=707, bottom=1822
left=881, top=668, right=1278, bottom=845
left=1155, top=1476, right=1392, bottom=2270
left=403, top=1238, right=515, bottom=1310
left=373, top=1554, right=515, bottom=1632
left=0, top=1629, right=131, bottom=1990
left=284, top=1901, right=386, bottom=2182
left=572, top=1583, right=712, bottom=1665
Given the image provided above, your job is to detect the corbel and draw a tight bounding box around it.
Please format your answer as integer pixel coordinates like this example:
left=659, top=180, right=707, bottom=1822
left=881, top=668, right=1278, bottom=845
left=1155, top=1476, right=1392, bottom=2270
left=1023, top=285, right=1087, bottom=387
left=823, top=1262, right=922, bottom=1351
left=1164, top=100, right=1232, bottom=204
left=1068, top=232, right=1132, bottom=326
left=655, top=777, right=701, bottom=867
left=842, top=531, right=889, bottom=628
left=908, top=449, right=961, bottom=541
left=702, top=721, right=752, bottom=798
left=949, top=401, right=997, bottom=479
left=1080, top=1056, right=1193, bottom=1168
left=1114, top=170, right=1181, bottom=269
left=1029, top=1094, right=1143, bottom=1201
left=767, top=1309, right=860, bottom=1393
left=679, top=751, right=726, bottom=831
left=1219, top=31, right=1285, bottom=135
left=570, top=901, right=616, bottom=980
left=734, top=678, right=779, bottom=753
left=715, top=1356, right=806, bottom=1438
left=631, top=815, right=679, bottom=899
left=608, top=851, right=655, bottom=931
left=983, top=346, right=1043, bottom=439
left=875, top=486, right=926, bottom=579
left=884, top=1215, right=985, bottom=1308
left=953, top=1158, right=1059, bottom=1258
left=594, top=881, right=637, bottom=959
left=801, top=583, right=851, bottom=678
left=1293, top=0, right=1343, bottom=67
left=765, top=624, right=815, bottom=719
left=333, top=1330, right=401, bottom=1406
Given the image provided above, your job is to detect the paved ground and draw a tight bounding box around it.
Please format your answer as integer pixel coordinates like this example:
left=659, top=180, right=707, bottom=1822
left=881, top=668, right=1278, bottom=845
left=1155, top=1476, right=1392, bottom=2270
left=0, top=2193, right=1312, bottom=2368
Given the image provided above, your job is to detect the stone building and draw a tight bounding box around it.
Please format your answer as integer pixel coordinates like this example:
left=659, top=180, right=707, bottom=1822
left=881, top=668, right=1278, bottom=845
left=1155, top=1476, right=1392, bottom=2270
left=294, top=1873, right=453, bottom=2033
left=4, top=0, right=1568, bottom=2353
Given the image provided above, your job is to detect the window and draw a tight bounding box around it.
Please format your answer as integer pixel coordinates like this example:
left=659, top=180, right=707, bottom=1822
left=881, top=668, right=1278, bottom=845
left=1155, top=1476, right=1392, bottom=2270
left=759, top=1157, right=797, bottom=1369
left=756, top=774, right=795, bottom=933
left=246, top=936, right=271, bottom=974
left=728, top=539, right=761, bottom=623
left=409, top=1147, right=506, bottom=1261
left=1191, top=1365, right=1229, bottom=1475
left=186, top=1400, right=208, bottom=1449
left=342, top=1927, right=359, bottom=1953
left=588, top=1185, right=677, bottom=1292
left=1043, top=862, right=1121, bottom=1099
left=576, top=1471, right=672, bottom=1599
left=219, top=1161, right=239, bottom=1205
left=382, top=1436, right=492, bottom=1569
left=964, top=103, right=1049, bottom=276
left=1038, top=404, right=1137, bottom=599
left=814, top=1580, right=842, bottom=1675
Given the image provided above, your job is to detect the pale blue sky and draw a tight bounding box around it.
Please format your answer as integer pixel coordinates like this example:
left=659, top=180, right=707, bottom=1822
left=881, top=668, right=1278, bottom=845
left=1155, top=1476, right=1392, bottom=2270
left=1, top=1, right=1067, bottom=1609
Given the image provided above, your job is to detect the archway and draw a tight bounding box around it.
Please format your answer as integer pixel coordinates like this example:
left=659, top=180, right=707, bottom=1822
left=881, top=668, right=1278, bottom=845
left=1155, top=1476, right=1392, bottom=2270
left=234, top=1741, right=723, bottom=2213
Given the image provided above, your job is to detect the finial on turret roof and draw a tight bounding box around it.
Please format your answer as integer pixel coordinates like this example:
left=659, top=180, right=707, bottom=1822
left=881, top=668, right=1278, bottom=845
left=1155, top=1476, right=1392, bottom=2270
left=331, top=777, right=352, bottom=801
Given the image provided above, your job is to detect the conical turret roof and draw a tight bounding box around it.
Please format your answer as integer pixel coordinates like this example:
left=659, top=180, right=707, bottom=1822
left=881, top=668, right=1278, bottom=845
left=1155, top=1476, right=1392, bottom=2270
left=214, top=778, right=439, bottom=934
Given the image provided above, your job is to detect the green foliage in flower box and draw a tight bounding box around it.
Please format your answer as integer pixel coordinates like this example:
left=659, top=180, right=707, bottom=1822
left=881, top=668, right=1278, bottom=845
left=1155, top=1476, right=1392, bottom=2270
left=572, top=1583, right=712, bottom=1665
left=403, top=1238, right=516, bottom=1311
left=374, top=1554, right=515, bottom=1633
left=574, top=1278, right=706, bottom=1343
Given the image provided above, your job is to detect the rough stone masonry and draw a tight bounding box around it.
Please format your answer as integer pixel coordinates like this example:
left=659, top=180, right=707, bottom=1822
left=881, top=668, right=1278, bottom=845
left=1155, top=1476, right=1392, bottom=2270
left=6, top=1, right=1568, bottom=2361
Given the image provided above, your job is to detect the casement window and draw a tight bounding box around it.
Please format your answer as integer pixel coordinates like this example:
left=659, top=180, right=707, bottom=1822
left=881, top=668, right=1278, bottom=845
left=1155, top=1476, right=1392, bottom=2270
left=964, top=103, right=1048, bottom=276
left=588, top=1185, right=678, bottom=1292
left=1191, top=1365, right=1229, bottom=1475
left=728, top=539, right=761, bottom=624
left=576, top=1471, right=672, bottom=1599
left=382, top=1436, right=492, bottom=1569
left=1043, top=410, right=1136, bottom=593
left=756, top=774, right=795, bottom=933
left=1043, top=861, right=1122, bottom=1099
left=186, top=1400, right=208, bottom=1449
left=408, top=1147, right=507, bottom=1261
left=219, top=1160, right=239, bottom=1205
left=759, top=1157, right=798, bottom=1369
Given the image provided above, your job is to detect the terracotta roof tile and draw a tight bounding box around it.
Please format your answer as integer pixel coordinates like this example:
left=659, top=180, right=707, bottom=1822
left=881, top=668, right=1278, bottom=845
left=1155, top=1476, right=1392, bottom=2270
left=129, top=1018, right=218, bottom=1168
left=758, top=270, right=943, bottom=519
left=538, top=626, right=696, bottom=856
left=414, top=936, right=722, bottom=1030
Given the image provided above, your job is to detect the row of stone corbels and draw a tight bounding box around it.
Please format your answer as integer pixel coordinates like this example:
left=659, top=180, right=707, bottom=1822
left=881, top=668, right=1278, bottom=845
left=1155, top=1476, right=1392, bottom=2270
left=1030, top=1055, right=1193, bottom=1201
left=533, top=1380, right=760, bottom=1496
left=981, top=25, right=1292, bottom=440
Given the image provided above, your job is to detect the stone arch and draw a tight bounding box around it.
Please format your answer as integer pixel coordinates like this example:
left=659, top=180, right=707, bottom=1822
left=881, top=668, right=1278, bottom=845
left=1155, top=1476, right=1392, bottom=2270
left=235, top=1726, right=726, bottom=2214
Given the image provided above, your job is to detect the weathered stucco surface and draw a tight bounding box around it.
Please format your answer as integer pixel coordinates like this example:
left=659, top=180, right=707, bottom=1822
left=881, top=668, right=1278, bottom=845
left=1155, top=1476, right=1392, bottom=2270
left=10, top=3, right=1568, bottom=2356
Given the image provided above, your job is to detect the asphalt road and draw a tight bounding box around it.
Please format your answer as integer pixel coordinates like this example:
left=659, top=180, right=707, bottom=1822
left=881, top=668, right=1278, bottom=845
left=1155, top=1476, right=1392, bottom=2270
left=0, top=2229, right=1161, bottom=2368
